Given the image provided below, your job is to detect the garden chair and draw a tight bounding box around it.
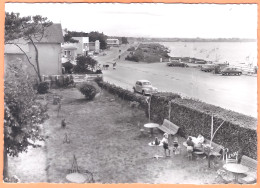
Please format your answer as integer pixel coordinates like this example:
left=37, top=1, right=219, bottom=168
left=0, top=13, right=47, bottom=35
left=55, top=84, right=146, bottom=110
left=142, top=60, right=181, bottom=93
left=225, top=149, right=238, bottom=164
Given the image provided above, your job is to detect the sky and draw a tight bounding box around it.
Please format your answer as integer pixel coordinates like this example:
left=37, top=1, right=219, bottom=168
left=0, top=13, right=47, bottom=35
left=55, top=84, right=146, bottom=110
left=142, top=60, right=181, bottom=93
left=5, top=3, right=258, bottom=39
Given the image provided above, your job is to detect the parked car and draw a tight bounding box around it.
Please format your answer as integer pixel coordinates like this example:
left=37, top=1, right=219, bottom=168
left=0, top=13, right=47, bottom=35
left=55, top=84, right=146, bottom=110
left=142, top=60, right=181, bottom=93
left=201, top=64, right=215, bottom=72
left=167, top=61, right=188, bottom=67
left=221, top=67, right=242, bottom=76
left=213, top=63, right=229, bottom=74
left=133, top=80, right=158, bottom=95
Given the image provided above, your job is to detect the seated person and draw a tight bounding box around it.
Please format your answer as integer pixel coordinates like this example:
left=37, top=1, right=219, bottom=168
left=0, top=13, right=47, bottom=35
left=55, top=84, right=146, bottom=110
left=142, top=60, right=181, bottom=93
left=189, top=135, right=204, bottom=149
left=194, top=134, right=204, bottom=148
left=149, top=137, right=161, bottom=146
left=154, top=137, right=160, bottom=145
left=186, top=136, right=194, bottom=147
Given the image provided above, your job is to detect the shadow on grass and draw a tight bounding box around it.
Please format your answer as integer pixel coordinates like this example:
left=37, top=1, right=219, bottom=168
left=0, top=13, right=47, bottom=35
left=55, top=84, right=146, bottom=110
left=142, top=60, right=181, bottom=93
left=64, top=98, right=94, bottom=105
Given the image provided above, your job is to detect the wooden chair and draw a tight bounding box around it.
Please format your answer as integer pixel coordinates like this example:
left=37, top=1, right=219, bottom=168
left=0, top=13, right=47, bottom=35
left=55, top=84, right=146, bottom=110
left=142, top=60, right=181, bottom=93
left=225, top=149, right=238, bottom=164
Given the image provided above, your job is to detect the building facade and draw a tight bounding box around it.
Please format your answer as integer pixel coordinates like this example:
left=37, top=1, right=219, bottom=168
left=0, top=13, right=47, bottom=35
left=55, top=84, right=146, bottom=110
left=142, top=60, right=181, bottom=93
left=107, top=38, right=120, bottom=47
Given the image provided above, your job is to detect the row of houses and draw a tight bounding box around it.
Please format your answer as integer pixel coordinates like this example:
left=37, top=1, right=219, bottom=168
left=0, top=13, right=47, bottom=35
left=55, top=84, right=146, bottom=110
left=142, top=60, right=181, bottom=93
left=4, top=23, right=120, bottom=76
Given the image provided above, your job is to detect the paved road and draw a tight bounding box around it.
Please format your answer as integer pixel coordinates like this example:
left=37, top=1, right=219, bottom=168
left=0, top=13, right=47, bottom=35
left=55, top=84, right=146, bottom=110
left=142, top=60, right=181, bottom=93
left=96, top=46, right=257, bottom=118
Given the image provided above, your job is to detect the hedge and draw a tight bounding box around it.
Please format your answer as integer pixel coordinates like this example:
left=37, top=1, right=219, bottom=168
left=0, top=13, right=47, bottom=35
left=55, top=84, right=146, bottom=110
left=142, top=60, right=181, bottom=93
left=97, top=81, right=147, bottom=109
left=96, top=80, right=257, bottom=159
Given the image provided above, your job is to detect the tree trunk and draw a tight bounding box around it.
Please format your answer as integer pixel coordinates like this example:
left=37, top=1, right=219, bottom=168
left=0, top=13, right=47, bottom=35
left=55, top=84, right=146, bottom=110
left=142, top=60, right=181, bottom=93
left=6, top=43, right=39, bottom=76
left=208, top=156, right=211, bottom=168
left=29, top=37, right=42, bottom=82
left=3, top=144, right=8, bottom=179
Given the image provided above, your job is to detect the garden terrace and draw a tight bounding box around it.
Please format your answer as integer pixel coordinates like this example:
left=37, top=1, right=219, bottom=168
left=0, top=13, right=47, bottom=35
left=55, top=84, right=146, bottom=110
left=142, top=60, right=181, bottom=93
left=96, top=80, right=257, bottom=160
left=9, top=87, right=230, bottom=183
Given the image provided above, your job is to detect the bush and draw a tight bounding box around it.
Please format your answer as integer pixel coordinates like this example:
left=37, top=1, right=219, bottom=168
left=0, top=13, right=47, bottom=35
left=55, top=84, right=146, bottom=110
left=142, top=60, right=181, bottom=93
left=125, top=55, right=139, bottom=62
left=95, top=69, right=102, bottom=74
left=73, top=56, right=98, bottom=74
left=62, top=61, right=74, bottom=74
left=37, top=81, right=49, bottom=94
left=63, top=76, right=74, bottom=87
left=94, top=76, right=103, bottom=83
left=96, top=81, right=147, bottom=109
left=78, top=82, right=99, bottom=100
left=4, top=62, right=49, bottom=161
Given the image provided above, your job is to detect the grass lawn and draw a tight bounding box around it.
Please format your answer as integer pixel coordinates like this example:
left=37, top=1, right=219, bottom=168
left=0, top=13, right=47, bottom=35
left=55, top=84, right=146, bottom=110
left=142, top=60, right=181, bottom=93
left=9, top=87, right=226, bottom=184
left=42, top=87, right=224, bottom=184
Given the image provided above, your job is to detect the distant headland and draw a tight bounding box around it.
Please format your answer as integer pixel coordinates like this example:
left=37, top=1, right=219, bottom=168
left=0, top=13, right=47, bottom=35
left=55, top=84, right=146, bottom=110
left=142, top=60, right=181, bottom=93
left=125, top=37, right=256, bottom=43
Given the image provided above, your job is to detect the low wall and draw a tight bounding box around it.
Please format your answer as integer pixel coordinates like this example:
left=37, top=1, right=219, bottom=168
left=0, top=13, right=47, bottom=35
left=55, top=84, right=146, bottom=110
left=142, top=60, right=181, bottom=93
left=42, top=74, right=74, bottom=88
left=97, top=81, right=257, bottom=159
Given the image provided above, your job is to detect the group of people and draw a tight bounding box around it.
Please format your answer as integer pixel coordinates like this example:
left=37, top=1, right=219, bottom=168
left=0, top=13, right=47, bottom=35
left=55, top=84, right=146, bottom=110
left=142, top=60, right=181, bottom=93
left=152, top=133, right=180, bottom=157
left=150, top=134, right=206, bottom=158
left=186, top=134, right=205, bottom=153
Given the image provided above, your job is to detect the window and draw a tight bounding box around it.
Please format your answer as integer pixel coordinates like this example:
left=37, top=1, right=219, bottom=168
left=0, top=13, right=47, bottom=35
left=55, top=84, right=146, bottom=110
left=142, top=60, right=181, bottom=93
left=65, top=50, right=71, bottom=56
left=143, top=82, right=151, bottom=86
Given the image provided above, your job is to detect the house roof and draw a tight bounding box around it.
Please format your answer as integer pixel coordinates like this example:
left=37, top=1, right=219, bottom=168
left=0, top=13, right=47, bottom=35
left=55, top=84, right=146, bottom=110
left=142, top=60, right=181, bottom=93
left=37, top=23, right=64, bottom=43
left=62, top=43, right=77, bottom=50
left=5, top=24, right=63, bottom=54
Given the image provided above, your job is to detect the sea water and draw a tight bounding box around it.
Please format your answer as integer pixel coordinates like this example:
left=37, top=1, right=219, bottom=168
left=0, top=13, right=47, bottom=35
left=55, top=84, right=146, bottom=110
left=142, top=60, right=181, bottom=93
left=160, top=42, right=257, bottom=67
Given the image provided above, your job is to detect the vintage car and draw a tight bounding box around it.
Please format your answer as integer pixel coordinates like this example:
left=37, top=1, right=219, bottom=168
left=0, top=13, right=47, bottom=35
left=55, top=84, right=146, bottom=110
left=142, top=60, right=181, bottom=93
left=221, top=67, right=242, bottom=76
left=133, top=80, right=158, bottom=95
left=201, top=64, right=215, bottom=72
left=167, top=60, right=188, bottom=67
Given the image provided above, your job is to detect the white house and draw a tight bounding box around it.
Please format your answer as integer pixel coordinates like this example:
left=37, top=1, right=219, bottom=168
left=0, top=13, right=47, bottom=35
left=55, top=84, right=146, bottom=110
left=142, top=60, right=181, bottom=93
left=4, top=23, right=64, bottom=76
left=63, top=37, right=100, bottom=56
left=61, top=43, right=78, bottom=64
left=107, top=38, right=120, bottom=47
left=71, top=37, right=89, bottom=56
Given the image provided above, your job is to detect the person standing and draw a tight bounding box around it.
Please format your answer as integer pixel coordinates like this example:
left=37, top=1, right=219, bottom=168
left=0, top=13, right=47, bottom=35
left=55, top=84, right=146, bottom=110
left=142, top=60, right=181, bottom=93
left=113, top=62, right=117, bottom=70
left=161, top=133, right=170, bottom=157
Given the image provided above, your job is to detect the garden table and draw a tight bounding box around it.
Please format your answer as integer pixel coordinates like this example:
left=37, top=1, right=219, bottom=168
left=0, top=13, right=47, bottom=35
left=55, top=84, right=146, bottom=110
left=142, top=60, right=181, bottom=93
left=144, top=123, right=159, bottom=137
left=66, top=172, right=87, bottom=183
left=223, top=163, right=249, bottom=183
